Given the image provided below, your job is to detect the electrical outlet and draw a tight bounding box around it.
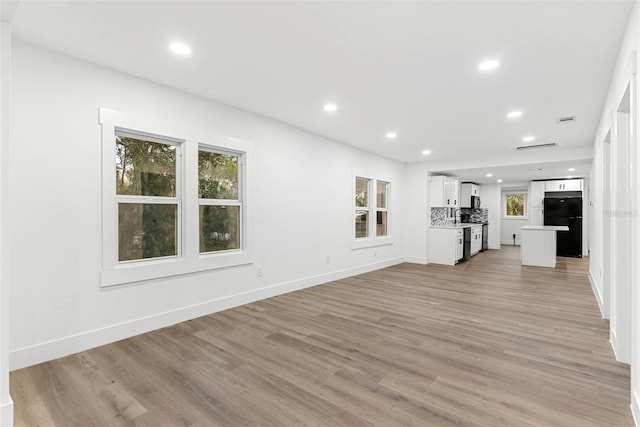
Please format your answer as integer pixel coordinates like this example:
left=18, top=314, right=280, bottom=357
left=257, top=266, right=263, bottom=277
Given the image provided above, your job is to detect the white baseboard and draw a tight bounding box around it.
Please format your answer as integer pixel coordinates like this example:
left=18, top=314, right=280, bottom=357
left=403, top=256, right=427, bottom=264
left=588, top=269, right=604, bottom=318
left=0, top=399, right=13, bottom=427
left=632, top=390, right=640, bottom=427
left=500, top=240, right=521, bottom=246
left=488, top=244, right=501, bottom=250
left=10, top=257, right=404, bottom=370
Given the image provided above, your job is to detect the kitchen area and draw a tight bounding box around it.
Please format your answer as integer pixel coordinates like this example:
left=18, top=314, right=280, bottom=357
left=428, top=177, right=489, bottom=265
left=428, top=175, right=587, bottom=268
left=521, top=178, right=585, bottom=268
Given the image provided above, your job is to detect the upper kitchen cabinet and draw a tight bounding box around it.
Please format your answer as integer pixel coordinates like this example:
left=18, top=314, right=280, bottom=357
left=529, top=181, right=546, bottom=208
left=430, top=175, right=459, bottom=207
left=460, top=183, right=480, bottom=208
left=545, top=179, right=583, bottom=192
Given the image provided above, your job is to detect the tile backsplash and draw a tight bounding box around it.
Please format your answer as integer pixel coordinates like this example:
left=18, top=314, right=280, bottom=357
left=430, top=207, right=489, bottom=225
left=430, top=207, right=449, bottom=226
left=461, top=208, right=489, bottom=223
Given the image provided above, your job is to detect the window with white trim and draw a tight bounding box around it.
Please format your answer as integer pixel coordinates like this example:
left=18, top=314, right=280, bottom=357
left=353, top=172, right=392, bottom=249
left=376, top=180, right=388, bottom=236
left=355, top=177, right=370, bottom=238
left=502, top=190, right=528, bottom=219
left=100, top=108, right=252, bottom=287
left=116, top=131, right=181, bottom=262
left=198, top=149, right=241, bottom=253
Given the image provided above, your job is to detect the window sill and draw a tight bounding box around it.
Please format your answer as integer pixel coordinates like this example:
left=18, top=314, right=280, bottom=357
left=502, top=216, right=528, bottom=220
left=352, top=236, right=393, bottom=250
left=100, top=251, right=253, bottom=287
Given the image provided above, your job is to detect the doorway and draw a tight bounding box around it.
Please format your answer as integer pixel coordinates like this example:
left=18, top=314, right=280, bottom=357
left=610, top=82, right=631, bottom=364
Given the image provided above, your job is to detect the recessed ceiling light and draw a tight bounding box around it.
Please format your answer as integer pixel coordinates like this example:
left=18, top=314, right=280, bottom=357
left=486, top=173, right=493, bottom=177
left=522, top=136, right=535, bottom=142
left=479, top=59, right=500, bottom=71
left=323, top=103, right=337, bottom=112
left=497, top=179, right=503, bottom=183
left=421, top=150, right=431, bottom=156
left=386, top=132, right=397, bottom=139
left=169, top=42, right=191, bottom=55
left=568, top=168, right=575, bottom=172
left=507, top=111, right=523, bottom=118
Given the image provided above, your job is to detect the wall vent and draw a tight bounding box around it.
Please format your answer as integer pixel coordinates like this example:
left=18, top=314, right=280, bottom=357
left=516, top=142, right=558, bottom=151
left=557, top=115, right=576, bottom=123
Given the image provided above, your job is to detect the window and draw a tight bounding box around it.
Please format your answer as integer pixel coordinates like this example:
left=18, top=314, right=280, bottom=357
left=503, top=191, right=528, bottom=218
left=355, top=177, right=370, bottom=238
left=353, top=171, right=392, bottom=249
left=100, top=108, right=253, bottom=287
left=376, top=181, right=388, bottom=236
left=116, top=132, right=180, bottom=262
left=198, top=149, right=241, bottom=253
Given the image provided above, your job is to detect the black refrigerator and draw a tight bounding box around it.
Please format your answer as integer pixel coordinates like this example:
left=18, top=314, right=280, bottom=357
left=543, top=196, right=583, bottom=258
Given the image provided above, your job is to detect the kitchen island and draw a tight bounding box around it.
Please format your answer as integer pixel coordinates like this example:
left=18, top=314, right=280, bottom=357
left=520, top=225, right=569, bottom=268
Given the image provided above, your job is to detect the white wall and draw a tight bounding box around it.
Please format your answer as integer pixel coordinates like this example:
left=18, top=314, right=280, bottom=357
left=479, top=184, right=500, bottom=249
left=0, top=20, right=13, bottom=427
left=8, top=40, right=406, bottom=369
left=402, top=163, right=428, bottom=264
left=501, top=219, right=528, bottom=245
left=499, top=186, right=530, bottom=245
left=589, top=1, right=639, bottom=424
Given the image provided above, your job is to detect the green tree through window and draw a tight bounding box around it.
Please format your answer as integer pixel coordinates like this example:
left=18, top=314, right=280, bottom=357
left=115, top=135, right=178, bottom=261
left=198, top=150, right=241, bottom=253
left=506, top=193, right=526, bottom=217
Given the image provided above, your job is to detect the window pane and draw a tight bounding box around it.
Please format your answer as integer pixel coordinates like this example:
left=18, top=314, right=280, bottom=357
left=200, top=205, right=240, bottom=253
left=116, top=135, right=176, bottom=197
left=377, top=211, right=388, bottom=236
left=377, top=181, right=388, bottom=208
left=199, top=151, right=239, bottom=200
left=355, top=210, right=368, bottom=238
left=356, top=177, right=369, bottom=207
left=118, top=203, right=178, bottom=261
left=506, top=194, right=526, bottom=216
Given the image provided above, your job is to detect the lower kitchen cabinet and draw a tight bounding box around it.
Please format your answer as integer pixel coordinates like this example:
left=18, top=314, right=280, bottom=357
left=470, top=225, right=483, bottom=255
left=429, top=227, right=463, bottom=266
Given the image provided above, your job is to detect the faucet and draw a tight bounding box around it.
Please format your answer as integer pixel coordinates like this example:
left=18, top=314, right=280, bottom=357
left=453, top=208, right=462, bottom=225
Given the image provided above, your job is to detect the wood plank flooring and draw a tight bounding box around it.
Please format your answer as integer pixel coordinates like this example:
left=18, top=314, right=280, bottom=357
left=11, top=246, right=633, bottom=426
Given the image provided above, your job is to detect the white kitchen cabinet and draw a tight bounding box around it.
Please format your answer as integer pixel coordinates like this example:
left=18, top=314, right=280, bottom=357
left=430, top=175, right=459, bottom=208
left=470, top=225, right=482, bottom=255
left=529, top=181, right=546, bottom=208
left=460, top=183, right=480, bottom=208
left=545, top=179, right=583, bottom=192
left=429, top=227, right=463, bottom=265
left=531, top=207, right=544, bottom=226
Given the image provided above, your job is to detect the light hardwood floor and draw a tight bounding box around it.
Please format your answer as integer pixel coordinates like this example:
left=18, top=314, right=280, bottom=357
left=11, top=246, right=633, bottom=426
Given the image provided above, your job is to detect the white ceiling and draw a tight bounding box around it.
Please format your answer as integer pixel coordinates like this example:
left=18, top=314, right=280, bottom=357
left=439, top=158, right=593, bottom=186
left=9, top=0, right=634, bottom=183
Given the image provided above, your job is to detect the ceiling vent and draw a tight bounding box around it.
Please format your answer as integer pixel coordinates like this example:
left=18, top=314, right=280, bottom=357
left=557, top=115, right=576, bottom=123
left=516, top=142, right=558, bottom=151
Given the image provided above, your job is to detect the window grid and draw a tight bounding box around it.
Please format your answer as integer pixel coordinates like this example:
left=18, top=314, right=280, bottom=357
left=355, top=177, right=371, bottom=239
left=376, top=181, right=389, bottom=236
left=198, top=148, right=243, bottom=254
left=115, top=131, right=182, bottom=263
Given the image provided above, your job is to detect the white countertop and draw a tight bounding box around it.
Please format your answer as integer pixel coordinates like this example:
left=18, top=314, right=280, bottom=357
left=521, top=225, right=569, bottom=231
left=431, top=223, right=486, bottom=229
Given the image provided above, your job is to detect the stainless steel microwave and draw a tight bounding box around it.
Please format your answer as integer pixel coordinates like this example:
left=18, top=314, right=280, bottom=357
left=471, top=195, right=481, bottom=208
